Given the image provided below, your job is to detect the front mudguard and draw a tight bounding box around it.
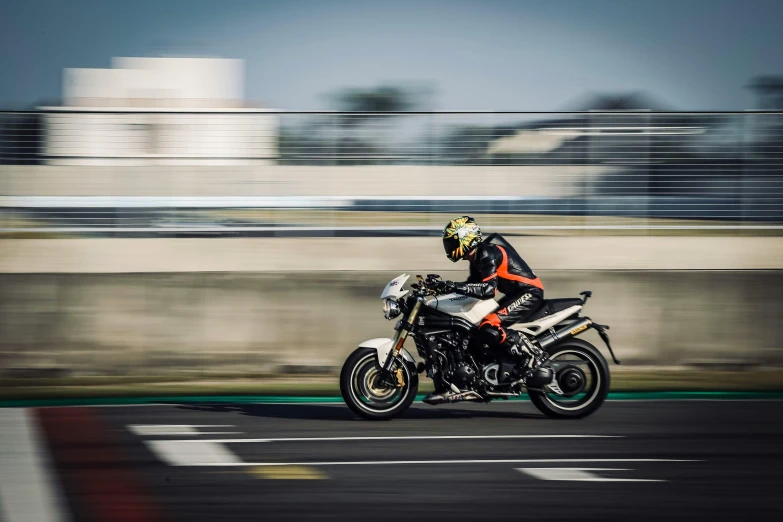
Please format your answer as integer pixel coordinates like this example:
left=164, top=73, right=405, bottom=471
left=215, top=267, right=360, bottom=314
left=358, top=337, right=418, bottom=373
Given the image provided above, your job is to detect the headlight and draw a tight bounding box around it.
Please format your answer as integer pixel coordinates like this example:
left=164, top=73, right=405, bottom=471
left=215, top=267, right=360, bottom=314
left=383, top=298, right=401, bottom=320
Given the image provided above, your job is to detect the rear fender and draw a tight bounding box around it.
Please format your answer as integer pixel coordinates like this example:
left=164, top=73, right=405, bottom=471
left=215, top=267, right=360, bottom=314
left=358, top=338, right=417, bottom=369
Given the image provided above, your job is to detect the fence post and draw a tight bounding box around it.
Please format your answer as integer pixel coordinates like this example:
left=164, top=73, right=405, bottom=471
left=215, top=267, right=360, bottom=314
left=585, top=111, right=597, bottom=234
left=643, top=111, right=652, bottom=233
left=740, top=112, right=750, bottom=226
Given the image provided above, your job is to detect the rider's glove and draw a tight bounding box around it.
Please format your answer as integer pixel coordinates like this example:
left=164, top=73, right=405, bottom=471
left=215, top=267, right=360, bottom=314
left=434, top=280, right=456, bottom=294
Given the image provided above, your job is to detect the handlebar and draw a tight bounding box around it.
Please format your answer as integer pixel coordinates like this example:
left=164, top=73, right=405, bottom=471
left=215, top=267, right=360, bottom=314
left=412, top=274, right=447, bottom=296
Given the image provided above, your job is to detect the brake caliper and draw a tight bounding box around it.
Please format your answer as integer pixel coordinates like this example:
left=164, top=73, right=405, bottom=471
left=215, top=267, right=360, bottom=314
left=394, top=367, right=405, bottom=388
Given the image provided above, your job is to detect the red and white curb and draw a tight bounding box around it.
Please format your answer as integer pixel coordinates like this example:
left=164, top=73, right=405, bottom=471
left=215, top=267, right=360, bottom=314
left=0, top=409, right=69, bottom=522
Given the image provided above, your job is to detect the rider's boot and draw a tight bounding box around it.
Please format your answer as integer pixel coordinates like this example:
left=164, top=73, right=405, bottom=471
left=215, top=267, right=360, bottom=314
left=505, top=330, right=546, bottom=364
left=505, top=330, right=552, bottom=388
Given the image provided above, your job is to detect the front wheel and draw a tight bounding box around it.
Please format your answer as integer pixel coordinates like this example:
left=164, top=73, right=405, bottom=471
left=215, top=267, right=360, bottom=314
left=528, top=339, right=610, bottom=419
left=340, top=347, right=418, bottom=420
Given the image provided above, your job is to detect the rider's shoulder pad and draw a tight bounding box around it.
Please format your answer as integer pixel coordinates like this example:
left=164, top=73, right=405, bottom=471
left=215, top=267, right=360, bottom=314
left=476, top=242, right=502, bottom=263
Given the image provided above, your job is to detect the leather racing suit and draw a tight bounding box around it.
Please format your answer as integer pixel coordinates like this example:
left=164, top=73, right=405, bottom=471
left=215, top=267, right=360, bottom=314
left=452, top=233, right=544, bottom=349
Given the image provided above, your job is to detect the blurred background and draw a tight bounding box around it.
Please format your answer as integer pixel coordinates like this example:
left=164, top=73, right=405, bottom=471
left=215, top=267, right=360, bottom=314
left=1, top=0, right=783, bottom=393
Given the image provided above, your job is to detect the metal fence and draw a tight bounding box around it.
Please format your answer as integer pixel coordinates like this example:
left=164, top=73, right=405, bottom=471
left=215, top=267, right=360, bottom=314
left=1, top=110, right=782, bottom=235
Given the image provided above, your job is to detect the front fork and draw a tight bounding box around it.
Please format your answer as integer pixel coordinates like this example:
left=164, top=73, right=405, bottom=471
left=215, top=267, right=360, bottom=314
left=381, top=299, right=423, bottom=377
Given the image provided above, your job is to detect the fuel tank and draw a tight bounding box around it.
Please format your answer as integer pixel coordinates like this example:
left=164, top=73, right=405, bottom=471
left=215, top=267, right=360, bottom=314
left=423, top=293, right=499, bottom=324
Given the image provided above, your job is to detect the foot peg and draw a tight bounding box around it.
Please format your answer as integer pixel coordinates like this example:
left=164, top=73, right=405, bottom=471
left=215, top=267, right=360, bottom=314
left=422, top=390, right=483, bottom=405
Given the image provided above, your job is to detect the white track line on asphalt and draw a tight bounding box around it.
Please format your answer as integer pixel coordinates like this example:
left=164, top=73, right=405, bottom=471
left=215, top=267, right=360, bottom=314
left=147, top=440, right=243, bottom=466
left=181, top=434, right=623, bottom=443
left=128, top=425, right=241, bottom=436
left=138, top=432, right=245, bottom=435
left=189, top=458, right=701, bottom=467
left=517, top=468, right=665, bottom=482
left=0, top=409, right=69, bottom=522
left=143, top=439, right=698, bottom=468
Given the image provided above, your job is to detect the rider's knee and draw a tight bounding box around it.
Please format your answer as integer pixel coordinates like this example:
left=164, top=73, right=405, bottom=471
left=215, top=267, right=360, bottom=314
left=478, top=323, right=503, bottom=345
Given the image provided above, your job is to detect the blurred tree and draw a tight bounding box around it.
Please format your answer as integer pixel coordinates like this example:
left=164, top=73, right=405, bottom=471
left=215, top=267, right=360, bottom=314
left=439, top=125, right=494, bottom=165
left=748, top=76, right=783, bottom=109
left=280, top=84, right=438, bottom=165
left=330, top=86, right=415, bottom=113
left=327, top=84, right=434, bottom=114
left=323, top=84, right=435, bottom=163
left=564, top=91, right=671, bottom=111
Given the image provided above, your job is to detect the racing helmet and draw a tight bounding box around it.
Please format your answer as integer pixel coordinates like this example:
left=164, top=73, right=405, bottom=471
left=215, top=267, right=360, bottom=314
left=442, top=216, right=482, bottom=262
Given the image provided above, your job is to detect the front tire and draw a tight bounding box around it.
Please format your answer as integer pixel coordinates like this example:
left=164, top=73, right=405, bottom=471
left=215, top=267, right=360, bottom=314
left=340, top=347, right=418, bottom=420
left=528, top=339, right=610, bottom=419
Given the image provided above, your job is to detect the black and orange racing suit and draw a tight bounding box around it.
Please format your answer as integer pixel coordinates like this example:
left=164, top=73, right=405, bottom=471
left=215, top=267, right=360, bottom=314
left=452, top=233, right=544, bottom=349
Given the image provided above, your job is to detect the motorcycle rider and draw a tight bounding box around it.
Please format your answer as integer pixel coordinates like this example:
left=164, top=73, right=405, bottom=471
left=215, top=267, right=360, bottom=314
left=436, top=216, right=545, bottom=361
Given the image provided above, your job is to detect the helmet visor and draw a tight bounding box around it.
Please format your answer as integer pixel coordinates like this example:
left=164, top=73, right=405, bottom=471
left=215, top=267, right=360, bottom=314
left=443, top=236, right=462, bottom=262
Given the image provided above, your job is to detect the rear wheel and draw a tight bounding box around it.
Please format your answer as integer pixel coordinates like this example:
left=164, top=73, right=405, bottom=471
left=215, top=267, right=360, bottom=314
left=528, top=339, right=610, bottom=419
left=340, top=347, right=418, bottom=420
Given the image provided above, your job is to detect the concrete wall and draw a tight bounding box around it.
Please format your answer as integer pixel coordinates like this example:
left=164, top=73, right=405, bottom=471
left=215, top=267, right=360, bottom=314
left=2, top=270, right=782, bottom=377
left=0, top=165, right=611, bottom=197
left=3, top=237, right=783, bottom=273
left=1, top=236, right=781, bottom=376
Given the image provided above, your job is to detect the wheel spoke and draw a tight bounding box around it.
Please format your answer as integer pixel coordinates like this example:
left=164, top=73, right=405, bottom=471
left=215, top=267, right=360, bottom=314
left=350, top=356, right=407, bottom=412
left=543, top=350, right=601, bottom=411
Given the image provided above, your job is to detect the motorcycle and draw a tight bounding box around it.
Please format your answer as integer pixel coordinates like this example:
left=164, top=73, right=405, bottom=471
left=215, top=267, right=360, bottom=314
left=340, top=273, right=620, bottom=420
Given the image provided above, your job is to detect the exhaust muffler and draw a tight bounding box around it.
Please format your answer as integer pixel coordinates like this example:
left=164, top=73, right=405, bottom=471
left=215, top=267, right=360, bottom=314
left=537, top=318, right=593, bottom=349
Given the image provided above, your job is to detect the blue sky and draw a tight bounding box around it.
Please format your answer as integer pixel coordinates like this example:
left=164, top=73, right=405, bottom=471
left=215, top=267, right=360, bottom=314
left=1, top=0, right=782, bottom=109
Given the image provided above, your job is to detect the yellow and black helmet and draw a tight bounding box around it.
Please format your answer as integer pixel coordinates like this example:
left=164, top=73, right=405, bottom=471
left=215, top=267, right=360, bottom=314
left=442, top=216, right=482, bottom=262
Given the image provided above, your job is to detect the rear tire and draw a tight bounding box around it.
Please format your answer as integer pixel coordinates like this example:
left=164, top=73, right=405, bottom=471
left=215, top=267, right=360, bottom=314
left=528, top=339, right=610, bottom=419
left=340, top=347, right=418, bottom=421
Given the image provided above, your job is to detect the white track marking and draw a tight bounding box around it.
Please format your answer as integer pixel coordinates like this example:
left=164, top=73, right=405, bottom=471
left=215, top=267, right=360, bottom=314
left=213, top=458, right=699, bottom=467
left=139, top=432, right=244, bottom=435
left=518, top=468, right=665, bottom=482
left=146, top=440, right=243, bottom=466
left=179, top=434, right=623, bottom=443
left=144, top=437, right=700, bottom=468
left=128, top=425, right=240, bottom=436
left=0, top=409, right=69, bottom=522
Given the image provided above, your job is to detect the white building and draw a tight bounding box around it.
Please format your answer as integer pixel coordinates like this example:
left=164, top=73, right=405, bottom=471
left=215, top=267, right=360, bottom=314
left=41, top=57, right=278, bottom=165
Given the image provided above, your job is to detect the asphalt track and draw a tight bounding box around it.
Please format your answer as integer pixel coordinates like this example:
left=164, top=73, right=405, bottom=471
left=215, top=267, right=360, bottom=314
left=3, top=399, right=783, bottom=521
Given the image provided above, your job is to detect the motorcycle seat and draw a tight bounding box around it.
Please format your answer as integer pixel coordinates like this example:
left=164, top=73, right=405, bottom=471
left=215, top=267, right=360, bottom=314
left=524, top=298, right=583, bottom=322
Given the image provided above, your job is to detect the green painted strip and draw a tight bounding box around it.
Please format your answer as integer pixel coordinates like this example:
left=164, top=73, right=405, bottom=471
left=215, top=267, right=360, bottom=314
left=0, top=395, right=344, bottom=408
left=2, top=391, right=783, bottom=408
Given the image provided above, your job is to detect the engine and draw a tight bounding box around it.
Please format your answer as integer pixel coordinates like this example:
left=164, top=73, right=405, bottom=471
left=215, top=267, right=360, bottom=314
left=417, top=330, right=481, bottom=390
